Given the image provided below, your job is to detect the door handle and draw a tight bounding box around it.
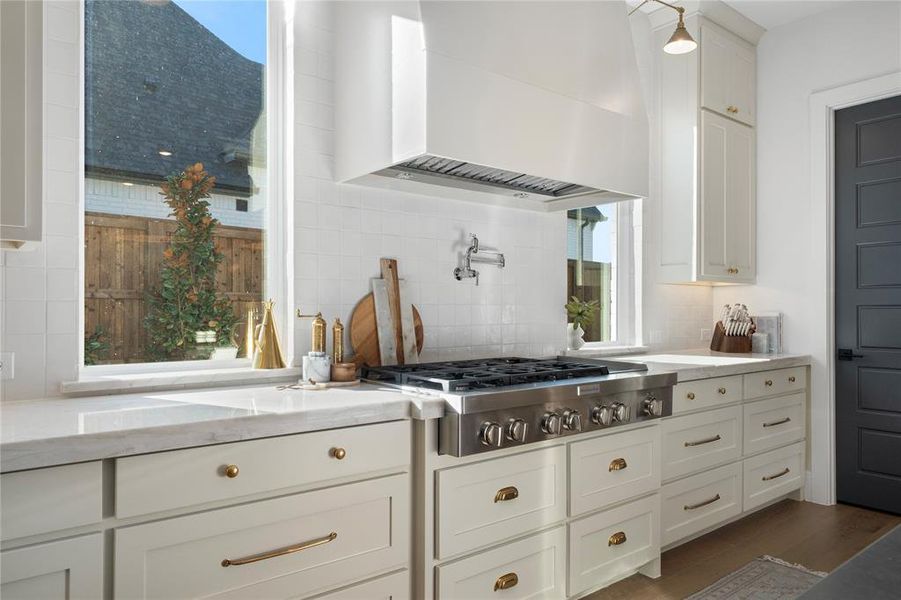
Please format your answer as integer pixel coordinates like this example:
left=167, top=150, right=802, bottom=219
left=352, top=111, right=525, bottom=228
left=837, top=348, right=864, bottom=361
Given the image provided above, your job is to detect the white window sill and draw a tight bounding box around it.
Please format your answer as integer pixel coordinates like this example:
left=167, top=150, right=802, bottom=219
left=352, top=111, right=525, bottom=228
left=560, top=345, right=649, bottom=359
left=62, top=367, right=301, bottom=397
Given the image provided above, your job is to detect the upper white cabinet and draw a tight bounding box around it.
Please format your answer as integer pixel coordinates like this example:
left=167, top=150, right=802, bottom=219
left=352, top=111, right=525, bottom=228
left=656, top=13, right=760, bottom=284
left=700, top=21, right=756, bottom=127
left=0, top=0, right=43, bottom=250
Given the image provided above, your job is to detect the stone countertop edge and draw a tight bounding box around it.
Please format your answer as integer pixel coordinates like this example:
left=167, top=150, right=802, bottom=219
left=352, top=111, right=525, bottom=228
left=1, top=353, right=809, bottom=473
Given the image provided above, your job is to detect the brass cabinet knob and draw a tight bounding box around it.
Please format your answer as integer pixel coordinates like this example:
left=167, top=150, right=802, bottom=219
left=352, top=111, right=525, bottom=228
left=727, top=105, right=739, bottom=114
left=788, top=376, right=796, bottom=383
left=718, top=387, right=727, bottom=395
left=687, top=392, right=696, bottom=400
left=765, top=380, right=773, bottom=386
left=330, top=447, right=347, bottom=460
left=224, top=464, right=240, bottom=478
left=494, top=572, right=519, bottom=591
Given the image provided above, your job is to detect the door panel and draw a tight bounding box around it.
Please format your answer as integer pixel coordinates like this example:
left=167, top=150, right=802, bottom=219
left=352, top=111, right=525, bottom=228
left=835, top=94, right=901, bottom=514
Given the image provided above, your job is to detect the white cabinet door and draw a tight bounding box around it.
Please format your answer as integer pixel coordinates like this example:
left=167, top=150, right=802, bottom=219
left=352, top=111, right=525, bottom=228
left=0, top=534, right=103, bottom=600
left=701, top=20, right=756, bottom=126
left=699, top=110, right=756, bottom=282
left=0, top=0, right=42, bottom=249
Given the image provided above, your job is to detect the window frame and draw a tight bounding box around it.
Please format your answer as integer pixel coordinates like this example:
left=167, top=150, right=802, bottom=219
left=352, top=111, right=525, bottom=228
left=77, top=0, right=292, bottom=376
left=567, top=198, right=642, bottom=350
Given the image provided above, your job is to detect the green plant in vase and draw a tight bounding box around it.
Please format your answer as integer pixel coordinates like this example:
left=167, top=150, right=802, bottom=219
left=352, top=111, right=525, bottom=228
left=144, top=163, right=237, bottom=361
left=565, top=296, right=599, bottom=349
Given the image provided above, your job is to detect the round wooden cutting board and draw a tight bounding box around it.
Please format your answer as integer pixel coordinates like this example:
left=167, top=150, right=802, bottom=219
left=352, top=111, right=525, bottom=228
left=349, top=293, right=424, bottom=367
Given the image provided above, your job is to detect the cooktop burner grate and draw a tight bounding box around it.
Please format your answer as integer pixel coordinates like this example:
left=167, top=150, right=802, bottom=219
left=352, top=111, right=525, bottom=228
left=363, top=357, right=646, bottom=392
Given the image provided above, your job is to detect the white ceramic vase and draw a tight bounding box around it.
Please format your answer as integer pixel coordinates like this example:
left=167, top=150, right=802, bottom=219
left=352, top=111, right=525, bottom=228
left=567, top=323, right=586, bottom=350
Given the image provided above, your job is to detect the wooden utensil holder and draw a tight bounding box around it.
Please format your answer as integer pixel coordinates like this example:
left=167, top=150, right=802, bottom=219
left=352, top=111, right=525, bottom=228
left=709, top=321, right=753, bottom=353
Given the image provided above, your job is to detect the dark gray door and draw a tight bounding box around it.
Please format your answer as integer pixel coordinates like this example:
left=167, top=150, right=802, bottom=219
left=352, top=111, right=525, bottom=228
left=835, top=94, right=901, bottom=514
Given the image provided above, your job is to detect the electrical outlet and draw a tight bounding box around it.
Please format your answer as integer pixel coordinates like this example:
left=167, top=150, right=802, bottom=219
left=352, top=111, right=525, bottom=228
left=0, top=352, right=13, bottom=380
left=700, top=328, right=712, bottom=340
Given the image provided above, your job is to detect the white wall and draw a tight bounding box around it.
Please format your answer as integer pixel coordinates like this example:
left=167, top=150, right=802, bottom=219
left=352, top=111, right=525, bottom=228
left=712, top=1, right=901, bottom=504
left=1, top=0, right=716, bottom=402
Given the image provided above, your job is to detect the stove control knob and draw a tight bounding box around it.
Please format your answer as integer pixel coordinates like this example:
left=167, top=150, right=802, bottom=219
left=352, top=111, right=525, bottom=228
left=612, top=402, right=631, bottom=422
left=642, top=395, right=663, bottom=417
left=563, top=409, right=582, bottom=432
left=541, top=412, right=563, bottom=436
left=592, top=405, right=613, bottom=426
left=506, top=418, right=529, bottom=443
left=479, top=421, right=503, bottom=447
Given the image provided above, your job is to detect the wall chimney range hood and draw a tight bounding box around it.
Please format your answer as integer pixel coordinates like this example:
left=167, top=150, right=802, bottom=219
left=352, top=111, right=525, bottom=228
left=336, top=1, right=649, bottom=210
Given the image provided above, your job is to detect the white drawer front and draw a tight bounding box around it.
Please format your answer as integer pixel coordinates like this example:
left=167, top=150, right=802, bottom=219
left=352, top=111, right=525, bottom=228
left=116, top=420, right=409, bottom=518
left=436, top=527, right=566, bottom=600
left=304, top=570, right=408, bottom=600
left=672, top=375, right=742, bottom=414
left=115, top=474, right=409, bottom=600
left=743, top=442, right=805, bottom=511
left=744, top=367, right=807, bottom=400
left=662, top=406, right=742, bottom=481
left=568, top=494, right=660, bottom=597
left=1, top=462, right=102, bottom=541
left=743, top=394, right=805, bottom=456
left=661, top=462, right=742, bottom=546
left=569, top=426, right=660, bottom=516
left=436, top=446, right=566, bottom=559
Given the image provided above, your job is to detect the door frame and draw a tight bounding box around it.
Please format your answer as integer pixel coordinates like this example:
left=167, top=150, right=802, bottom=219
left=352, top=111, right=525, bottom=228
left=809, top=71, right=901, bottom=505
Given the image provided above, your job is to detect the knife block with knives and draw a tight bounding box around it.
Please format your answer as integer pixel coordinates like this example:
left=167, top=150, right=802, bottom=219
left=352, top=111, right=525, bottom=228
left=710, top=303, right=755, bottom=353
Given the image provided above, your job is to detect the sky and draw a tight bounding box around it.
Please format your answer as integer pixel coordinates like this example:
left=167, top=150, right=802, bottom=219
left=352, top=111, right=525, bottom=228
left=173, top=0, right=267, bottom=64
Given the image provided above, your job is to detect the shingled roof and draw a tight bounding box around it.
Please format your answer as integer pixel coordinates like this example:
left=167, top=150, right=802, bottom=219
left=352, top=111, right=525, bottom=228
left=84, top=0, right=264, bottom=195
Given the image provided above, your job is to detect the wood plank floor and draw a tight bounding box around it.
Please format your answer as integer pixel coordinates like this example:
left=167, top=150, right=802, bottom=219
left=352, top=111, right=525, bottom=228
left=586, top=500, right=901, bottom=600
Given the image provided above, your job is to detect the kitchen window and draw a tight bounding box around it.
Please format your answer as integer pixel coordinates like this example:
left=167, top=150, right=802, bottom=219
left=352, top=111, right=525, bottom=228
left=566, top=200, right=640, bottom=347
left=81, top=0, right=288, bottom=372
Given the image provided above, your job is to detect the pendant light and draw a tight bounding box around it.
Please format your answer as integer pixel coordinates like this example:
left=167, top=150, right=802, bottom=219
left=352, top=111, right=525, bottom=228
left=629, top=0, right=698, bottom=55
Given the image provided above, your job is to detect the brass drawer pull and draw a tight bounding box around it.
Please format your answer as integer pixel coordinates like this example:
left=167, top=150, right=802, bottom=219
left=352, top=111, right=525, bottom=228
left=608, top=531, right=627, bottom=546
left=718, top=387, right=727, bottom=395
left=684, top=434, right=722, bottom=447
left=763, top=417, right=791, bottom=428
left=494, top=486, right=519, bottom=503
left=330, top=447, right=347, bottom=460
left=223, top=464, right=239, bottom=478
left=686, top=392, right=696, bottom=400
left=494, top=572, right=519, bottom=591
left=727, top=105, right=739, bottom=114
left=609, top=457, right=628, bottom=472
left=765, top=380, right=774, bottom=387
left=221, top=531, right=337, bottom=567
left=788, top=376, right=796, bottom=383
left=762, top=467, right=790, bottom=482
left=684, top=493, right=721, bottom=511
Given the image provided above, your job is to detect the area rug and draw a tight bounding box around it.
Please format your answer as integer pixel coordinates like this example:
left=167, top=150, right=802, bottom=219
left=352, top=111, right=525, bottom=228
left=686, top=555, right=827, bottom=600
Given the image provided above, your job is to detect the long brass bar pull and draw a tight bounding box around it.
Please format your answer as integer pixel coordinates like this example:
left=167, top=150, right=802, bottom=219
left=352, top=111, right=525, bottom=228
left=684, top=434, right=722, bottom=447
left=221, top=532, right=337, bottom=567
left=494, top=572, right=519, bottom=591
left=763, top=417, right=791, bottom=428
left=494, top=486, right=519, bottom=502
left=684, top=494, right=721, bottom=511
left=762, top=468, right=790, bottom=482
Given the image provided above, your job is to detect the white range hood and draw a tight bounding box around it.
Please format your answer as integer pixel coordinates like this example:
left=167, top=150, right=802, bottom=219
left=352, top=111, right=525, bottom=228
left=335, top=1, right=648, bottom=210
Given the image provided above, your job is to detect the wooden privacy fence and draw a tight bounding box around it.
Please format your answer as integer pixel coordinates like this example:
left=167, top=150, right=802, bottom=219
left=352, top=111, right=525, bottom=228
left=84, top=212, right=263, bottom=364
left=566, top=259, right=612, bottom=342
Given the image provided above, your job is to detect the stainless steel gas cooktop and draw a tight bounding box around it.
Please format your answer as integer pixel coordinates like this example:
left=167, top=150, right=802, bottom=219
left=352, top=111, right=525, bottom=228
left=364, top=357, right=676, bottom=457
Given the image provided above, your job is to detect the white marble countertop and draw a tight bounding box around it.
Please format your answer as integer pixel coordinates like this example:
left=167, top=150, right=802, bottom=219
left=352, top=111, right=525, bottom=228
left=1, top=383, right=443, bottom=473
left=1, top=350, right=809, bottom=473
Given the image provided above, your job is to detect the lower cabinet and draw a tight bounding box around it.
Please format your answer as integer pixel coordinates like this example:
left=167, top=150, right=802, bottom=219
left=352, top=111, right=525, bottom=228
left=0, top=534, right=103, bottom=600
left=743, top=442, right=805, bottom=511
left=115, top=474, right=409, bottom=599
left=310, top=570, right=409, bottom=600
left=661, top=462, right=742, bottom=546
left=568, top=494, right=660, bottom=597
left=435, top=527, right=566, bottom=599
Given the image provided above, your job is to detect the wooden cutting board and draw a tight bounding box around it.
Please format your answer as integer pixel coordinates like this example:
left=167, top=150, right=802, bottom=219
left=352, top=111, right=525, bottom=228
left=349, top=293, right=423, bottom=367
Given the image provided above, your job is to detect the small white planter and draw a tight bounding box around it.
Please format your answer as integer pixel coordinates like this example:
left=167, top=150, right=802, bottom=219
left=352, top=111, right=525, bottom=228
left=567, top=323, right=586, bottom=350
left=210, top=347, right=239, bottom=361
